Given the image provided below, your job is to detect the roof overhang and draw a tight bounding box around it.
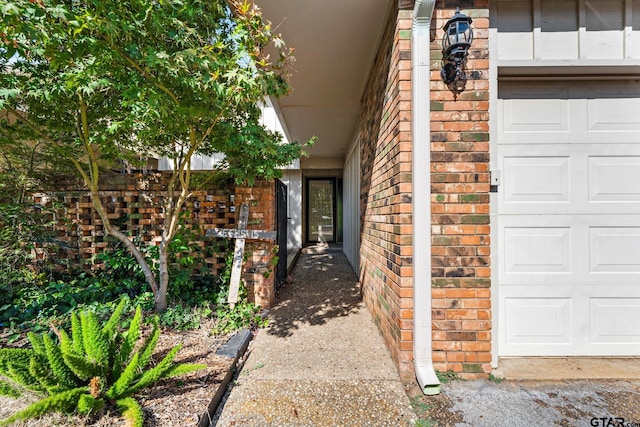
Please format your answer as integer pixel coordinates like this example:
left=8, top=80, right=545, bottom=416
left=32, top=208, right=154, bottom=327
left=254, top=1, right=392, bottom=166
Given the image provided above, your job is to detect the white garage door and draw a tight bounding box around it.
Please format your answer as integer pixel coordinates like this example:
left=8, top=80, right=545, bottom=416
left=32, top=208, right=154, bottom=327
left=497, top=80, right=640, bottom=356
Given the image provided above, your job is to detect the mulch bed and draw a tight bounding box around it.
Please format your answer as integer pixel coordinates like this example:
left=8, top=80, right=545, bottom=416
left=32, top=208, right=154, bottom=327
left=0, top=319, right=234, bottom=427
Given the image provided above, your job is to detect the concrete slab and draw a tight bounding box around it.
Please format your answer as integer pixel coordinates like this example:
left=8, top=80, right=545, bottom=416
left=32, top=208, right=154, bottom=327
left=494, top=358, right=640, bottom=380
left=216, top=380, right=414, bottom=427
left=442, top=379, right=640, bottom=427
left=213, top=245, right=415, bottom=426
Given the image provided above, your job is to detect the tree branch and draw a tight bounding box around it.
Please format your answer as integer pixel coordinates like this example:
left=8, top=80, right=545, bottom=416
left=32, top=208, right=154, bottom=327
left=78, top=94, right=100, bottom=190
left=118, top=50, right=181, bottom=105
left=6, top=106, right=93, bottom=186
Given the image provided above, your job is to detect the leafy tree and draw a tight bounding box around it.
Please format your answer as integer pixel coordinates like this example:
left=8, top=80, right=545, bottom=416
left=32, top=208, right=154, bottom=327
left=1, top=0, right=310, bottom=311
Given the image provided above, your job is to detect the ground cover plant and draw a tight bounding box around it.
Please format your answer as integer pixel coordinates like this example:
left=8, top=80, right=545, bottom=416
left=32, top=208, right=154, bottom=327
left=0, top=299, right=205, bottom=427
left=0, top=196, right=265, bottom=339
left=0, top=201, right=62, bottom=325
left=0, top=239, right=267, bottom=341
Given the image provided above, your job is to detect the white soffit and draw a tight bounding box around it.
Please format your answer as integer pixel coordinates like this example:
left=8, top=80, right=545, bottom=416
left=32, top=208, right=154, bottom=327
left=254, top=0, right=391, bottom=161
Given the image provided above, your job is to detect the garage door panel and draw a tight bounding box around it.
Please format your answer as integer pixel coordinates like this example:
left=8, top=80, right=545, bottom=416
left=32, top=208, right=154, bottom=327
left=500, top=290, right=640, bottom=355
left=500, top=147, right=580, bottom=215
left=499, top=147, right=640, bottom=215
left=504, top=297, right=573, bottom=345
left=589, top=156, right=640, bottom=202
left=501, top=98, right=570, bottom=134
left=590, top=298, right=640, bottom=344
left=589, top=227, right=640, bottom=273
left=499, top=216, right=585, bottom=287
left=499, top=82, right=576, bottom=143
left=587, top=81, right=640, bottom=136
left=587, top=97, right=640, bottom=133
left=500, top=216, right=640, bottom=286
left=503, top=156, right=570, bottom=203
left=504, top=226, right=572, bottom=274
left=499, top=80, right=640, bottom=144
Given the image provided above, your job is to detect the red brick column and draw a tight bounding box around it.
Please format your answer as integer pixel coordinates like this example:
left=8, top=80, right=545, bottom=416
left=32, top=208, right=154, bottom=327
left=235, top=182, right=277, bottom=308
left=430, top=4, right=492, bottom=378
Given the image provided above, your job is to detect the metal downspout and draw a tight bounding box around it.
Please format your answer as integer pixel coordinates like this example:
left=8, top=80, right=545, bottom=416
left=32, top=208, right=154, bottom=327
left=412, top=0, right=440, bottom=395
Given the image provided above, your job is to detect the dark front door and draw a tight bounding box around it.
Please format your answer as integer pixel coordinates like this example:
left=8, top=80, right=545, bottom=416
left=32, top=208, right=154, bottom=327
left=275, top=179, right=287, bottom=288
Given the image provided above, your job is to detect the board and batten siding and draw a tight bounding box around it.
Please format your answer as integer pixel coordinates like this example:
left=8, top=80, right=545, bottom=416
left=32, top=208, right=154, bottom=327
left=495, top=0, right=640, bottom=64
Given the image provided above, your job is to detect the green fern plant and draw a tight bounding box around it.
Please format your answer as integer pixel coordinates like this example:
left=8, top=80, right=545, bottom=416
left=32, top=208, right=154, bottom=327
left=0, top=298, right=205, bottom=427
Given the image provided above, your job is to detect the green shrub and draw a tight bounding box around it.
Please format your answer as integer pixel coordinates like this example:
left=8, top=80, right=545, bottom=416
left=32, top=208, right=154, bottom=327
left=0, top=212, right=268, bottom=337
left=211, top=247, right=268, bottom=335
left=212, top=276, right=267, bottom=335
left=212, top=298, right=268, bottom=335
left=0, top=271, right=154, bottom=338
left=0, top=299, right=205, bottom=427
left=0, top=202, right=60, bottom=308
left=159, top=302, right=213, bottom=330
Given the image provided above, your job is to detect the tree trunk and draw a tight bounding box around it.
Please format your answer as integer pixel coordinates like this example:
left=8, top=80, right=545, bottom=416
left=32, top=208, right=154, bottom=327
left=156, top=242, right=170, bottom=312
left=89, top=191, right=159, bottom=298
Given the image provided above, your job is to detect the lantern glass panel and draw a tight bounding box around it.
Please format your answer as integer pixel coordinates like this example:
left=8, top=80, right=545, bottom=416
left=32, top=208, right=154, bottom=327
left=449, top=21, right=470, bottom=45
left=459, top=22, right=470, bottom=42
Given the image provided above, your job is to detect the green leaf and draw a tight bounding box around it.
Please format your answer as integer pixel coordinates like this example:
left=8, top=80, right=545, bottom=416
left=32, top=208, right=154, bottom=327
left=0, top=379, right=22, bottom=398
left=27, top=332, right=46, bottom=357
left=71, top=312, right=85, bottom=356
left=28, top=355, right=58, bottom=392
left=103, top=297, right=127, bottom=337
left=128, top=345, right=181, bottom=395
left=76, top=393, right=104, bottom=415
left=58, top=329, right=74, bottom=356
left=80, top=311, right=110, bottom=369
left=116, top=397, right=144, bottom=427
left=121, top=305, right=142, bottom=361
left=0, top=387, right=86, bottom=427
left=0, top=349, right=32, bottom=375
left=42, top=333, right=77, bottom=389
left=61, top=351, right=95, bottom=382
left=137, top=321, right=160, bottom=369
left=6, top=358, right=43, bottom=393
left=1, top=3, right=20, bottom=16
left=165, top=363, right=206, bottom=378
left=105, top=352, right=139, bottom=400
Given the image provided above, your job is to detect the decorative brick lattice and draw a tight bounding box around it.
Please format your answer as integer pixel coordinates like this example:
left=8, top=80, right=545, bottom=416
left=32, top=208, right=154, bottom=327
left=34, top=174, right=278, bottom=308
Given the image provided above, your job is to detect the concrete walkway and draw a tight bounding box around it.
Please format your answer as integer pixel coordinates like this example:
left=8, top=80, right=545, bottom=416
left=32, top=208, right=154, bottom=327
left=213, top=245, right=416, bottom=426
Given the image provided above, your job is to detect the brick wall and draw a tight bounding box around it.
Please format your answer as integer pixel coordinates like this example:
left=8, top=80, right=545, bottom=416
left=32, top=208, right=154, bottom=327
left=358, top=7, right=415, bottom=380
left=35, top=173, right=278, bottom=308
left=430, top=2, right=492, bottom=377
left=357, top=1, right=491, bottom=381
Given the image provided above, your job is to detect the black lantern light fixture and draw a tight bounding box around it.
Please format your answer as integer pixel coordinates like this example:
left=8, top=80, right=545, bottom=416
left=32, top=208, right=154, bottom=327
left=441, top=8, right=474, bottom=95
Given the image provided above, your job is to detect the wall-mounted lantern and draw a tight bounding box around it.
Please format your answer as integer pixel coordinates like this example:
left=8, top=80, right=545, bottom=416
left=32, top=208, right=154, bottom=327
left=441, top=8, right=473, bottom=95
